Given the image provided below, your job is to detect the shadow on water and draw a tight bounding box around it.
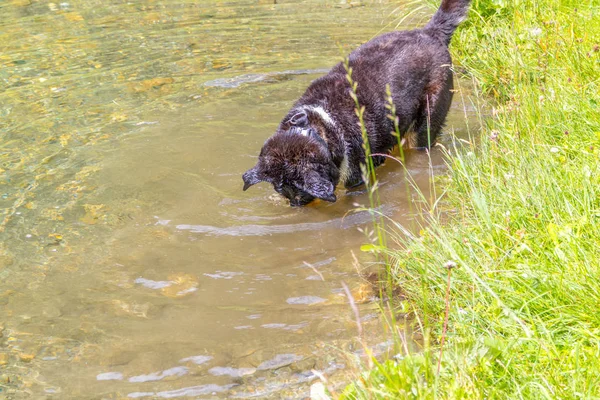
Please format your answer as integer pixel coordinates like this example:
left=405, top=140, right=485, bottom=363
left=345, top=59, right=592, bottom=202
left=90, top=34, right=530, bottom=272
left=0, top=0, right=478, bottom=398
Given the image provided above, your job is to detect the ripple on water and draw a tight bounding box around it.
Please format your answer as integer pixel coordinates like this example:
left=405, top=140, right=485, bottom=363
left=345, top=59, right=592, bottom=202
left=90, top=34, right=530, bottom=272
left=208, top=366, right=256, bottom=378
left=308, top=257, right=337, bottom=267
left=134, top=277, right=173, bottom=289
left=202, top=69, right=329, bottom=88
left=261, top=323, right=287, bottom=329
left=178, top=355, right=213, bottom=365
left=253, top=274, right=272, bottom=281
left=176, top=205, right=394, bottom=237
left=96, top=372, right=124, bottom=381
left=257, top=354, right=303, bottom=371
left=286, top=296, right=326, bottom=305
left=203, top=271, right=244, bottom=280
left=128, top=366, right=189, bottom=383
left=261, top=322, right=308, bottom=332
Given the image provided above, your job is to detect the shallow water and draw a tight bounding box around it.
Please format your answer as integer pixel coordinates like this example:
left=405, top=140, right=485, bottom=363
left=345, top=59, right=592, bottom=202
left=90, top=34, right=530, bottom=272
left=0, top=0, right=477, bottom=398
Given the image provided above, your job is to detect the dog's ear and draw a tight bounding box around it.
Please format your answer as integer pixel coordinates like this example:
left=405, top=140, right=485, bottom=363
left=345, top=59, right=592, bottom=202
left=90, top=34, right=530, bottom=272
left=289, top=111, right=308, bottom=127
left=242, top=166, right=263, bottom=191
left=302, top=172, right=336, bottom=203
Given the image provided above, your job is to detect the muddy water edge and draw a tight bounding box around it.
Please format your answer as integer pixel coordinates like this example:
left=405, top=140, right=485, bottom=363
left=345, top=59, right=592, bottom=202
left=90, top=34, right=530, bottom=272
left=0, top=1, right=477, bottom=398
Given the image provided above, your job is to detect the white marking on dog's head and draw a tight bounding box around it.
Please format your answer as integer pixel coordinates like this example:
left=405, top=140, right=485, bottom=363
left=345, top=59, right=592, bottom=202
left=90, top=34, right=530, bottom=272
left=303, top=105, right=336, bottom=127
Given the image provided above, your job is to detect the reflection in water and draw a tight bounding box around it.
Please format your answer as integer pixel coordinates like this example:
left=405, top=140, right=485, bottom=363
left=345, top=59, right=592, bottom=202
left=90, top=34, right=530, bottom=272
left=261, top=322, right=308, bottom=331
left=208, top=366, right=256, bottom=378
left=97, top=372, right=125, bottom=381
left=0, top=0, right=478, bottom=398
left=129, top=367, right=189, bottom=383
left=286, top=296, right=326, bottom=305
left=179, top=355, right=213, bottom=365
left=257, top=354, right=304, bottom=370
left=203, top=68, right=330, bottom=88
left=175, top=205, right=393, bottom=236
left=134, top=277, right=175, bottom=289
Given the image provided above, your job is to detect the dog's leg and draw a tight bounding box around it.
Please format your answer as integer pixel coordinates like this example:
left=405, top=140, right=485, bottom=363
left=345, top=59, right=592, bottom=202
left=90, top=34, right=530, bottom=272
left=414, top=71, right=454, bottom=148
left=371, top=154, right=387, bottom=168
left=343, top=154, right=387, bottom=189
left=344, top=146, right=366, bottom=188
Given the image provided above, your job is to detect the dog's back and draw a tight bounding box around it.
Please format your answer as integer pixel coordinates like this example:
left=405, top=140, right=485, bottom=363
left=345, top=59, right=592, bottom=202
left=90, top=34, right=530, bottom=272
left=330, top=0, right=471, bottom=150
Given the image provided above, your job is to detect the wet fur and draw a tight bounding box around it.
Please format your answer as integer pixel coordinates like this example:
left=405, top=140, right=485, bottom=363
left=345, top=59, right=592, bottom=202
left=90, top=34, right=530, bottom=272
left=243, top=0, right=471, bottom=206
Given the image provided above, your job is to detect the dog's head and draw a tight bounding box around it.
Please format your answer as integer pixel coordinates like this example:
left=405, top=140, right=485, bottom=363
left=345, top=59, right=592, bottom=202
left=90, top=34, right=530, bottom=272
left=243, top=110, right=339, bottom=206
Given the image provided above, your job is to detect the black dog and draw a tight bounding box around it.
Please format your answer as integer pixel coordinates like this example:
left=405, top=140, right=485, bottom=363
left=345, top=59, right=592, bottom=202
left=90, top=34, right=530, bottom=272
left=243, top=0, right=470, bottom=206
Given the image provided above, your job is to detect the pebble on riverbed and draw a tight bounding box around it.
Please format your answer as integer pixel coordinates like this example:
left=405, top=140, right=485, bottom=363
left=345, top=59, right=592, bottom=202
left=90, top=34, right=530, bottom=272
left=18, top=353, right=35, bottom=363
left=160, top=274, right=198, bottom=297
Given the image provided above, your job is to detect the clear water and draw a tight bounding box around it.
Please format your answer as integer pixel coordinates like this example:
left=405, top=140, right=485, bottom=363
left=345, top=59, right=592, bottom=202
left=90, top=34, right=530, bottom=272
left=0, top=0, right=477, bottom=398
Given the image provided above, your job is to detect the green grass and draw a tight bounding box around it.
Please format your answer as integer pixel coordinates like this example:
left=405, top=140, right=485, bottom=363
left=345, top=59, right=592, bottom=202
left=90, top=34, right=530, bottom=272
left=340, top=0, right=600, bottom=398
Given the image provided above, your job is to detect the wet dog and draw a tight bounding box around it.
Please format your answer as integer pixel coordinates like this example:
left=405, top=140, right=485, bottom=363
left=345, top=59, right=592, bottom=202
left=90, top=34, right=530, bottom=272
left=243, top=0, right=471, bottom=206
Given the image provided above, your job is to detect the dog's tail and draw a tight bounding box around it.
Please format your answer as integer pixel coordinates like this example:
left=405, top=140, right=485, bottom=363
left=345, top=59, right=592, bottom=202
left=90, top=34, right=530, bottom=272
left=424, top=0, right=471, bottom=45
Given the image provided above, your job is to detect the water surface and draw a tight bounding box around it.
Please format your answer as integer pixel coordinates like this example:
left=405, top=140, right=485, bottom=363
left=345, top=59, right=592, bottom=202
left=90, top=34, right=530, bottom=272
left=0, top=0, right=477, bottom=398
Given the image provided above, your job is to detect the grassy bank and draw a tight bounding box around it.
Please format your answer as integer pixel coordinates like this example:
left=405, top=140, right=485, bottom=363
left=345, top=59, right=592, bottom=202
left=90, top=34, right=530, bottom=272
left=341, top=0, right=600, bottom=398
